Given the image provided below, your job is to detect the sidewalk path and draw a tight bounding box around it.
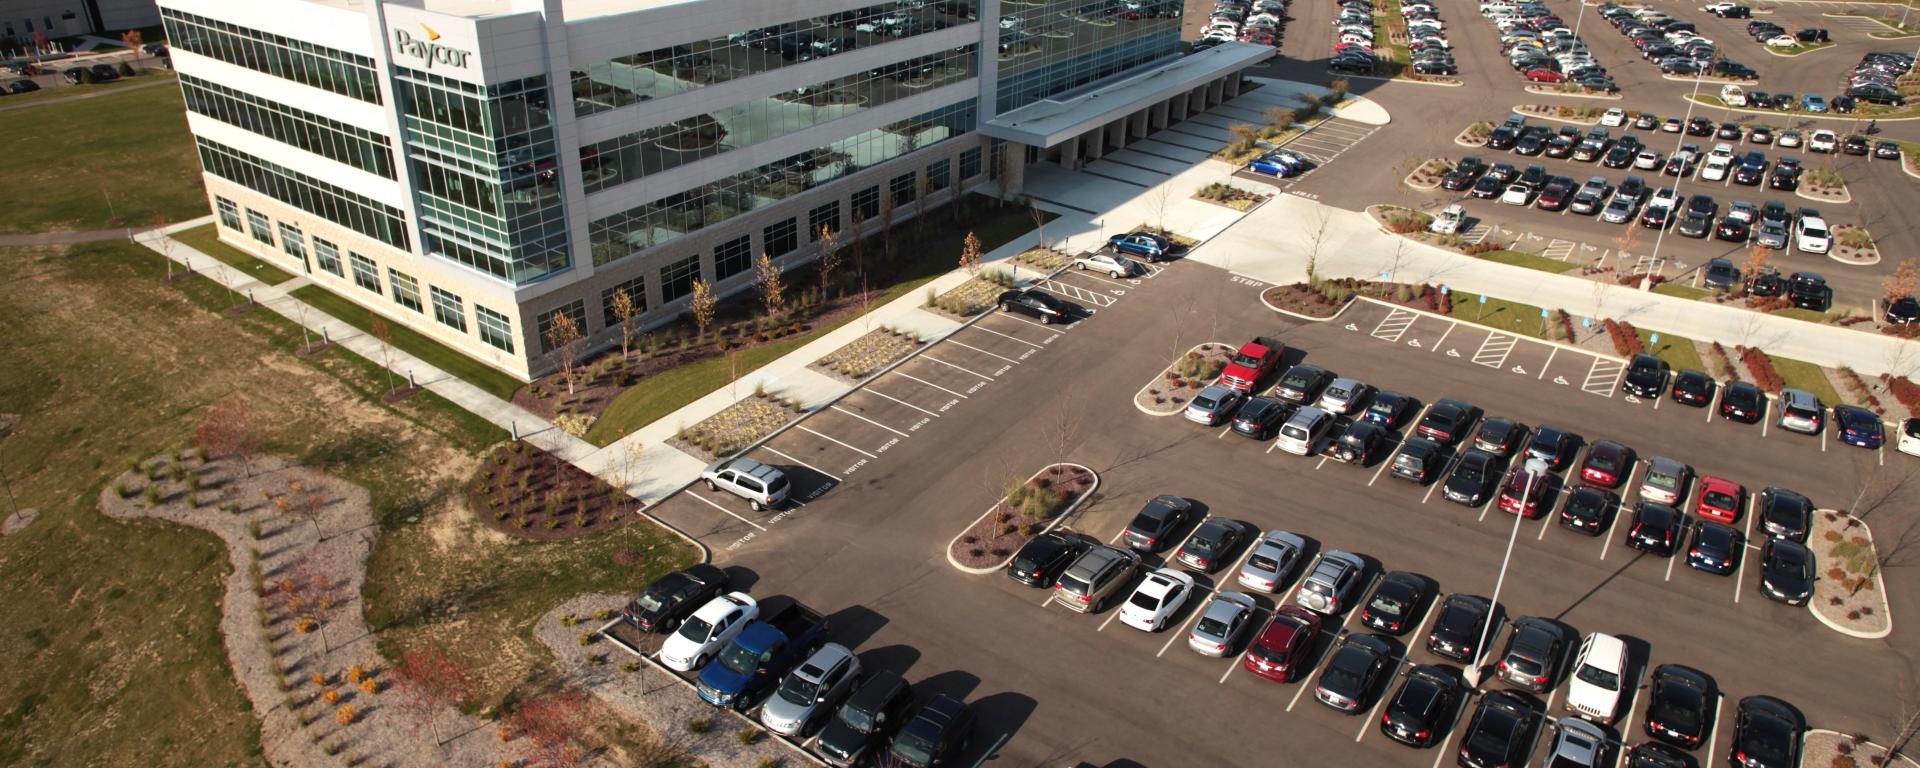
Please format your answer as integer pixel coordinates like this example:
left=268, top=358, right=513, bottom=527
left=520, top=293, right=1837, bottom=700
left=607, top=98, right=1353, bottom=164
left=0, top=224, right=164, bottom=246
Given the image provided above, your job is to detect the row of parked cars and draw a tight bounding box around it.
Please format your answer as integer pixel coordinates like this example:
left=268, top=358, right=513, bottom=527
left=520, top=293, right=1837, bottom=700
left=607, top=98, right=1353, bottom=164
left=1846, top=51, right=1914, bottom=107
left=1196, top=0, right=1290, bottom=50
left=1480, top=0, right=1618, bottom=92
left=1598, top=3, right=1752, bottom=79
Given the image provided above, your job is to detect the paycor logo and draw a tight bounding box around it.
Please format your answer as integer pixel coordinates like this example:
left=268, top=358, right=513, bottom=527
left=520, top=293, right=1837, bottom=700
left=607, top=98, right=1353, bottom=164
left=393, top=23, right=471, bottom=69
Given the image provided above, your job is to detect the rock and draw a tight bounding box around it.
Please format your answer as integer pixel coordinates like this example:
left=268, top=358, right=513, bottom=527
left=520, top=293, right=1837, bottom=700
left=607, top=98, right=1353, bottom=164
left=1, top=508, right=39, bottom=536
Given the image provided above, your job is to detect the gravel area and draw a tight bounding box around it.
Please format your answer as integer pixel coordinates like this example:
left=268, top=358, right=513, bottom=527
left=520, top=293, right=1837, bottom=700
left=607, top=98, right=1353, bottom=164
left=99, top=453, right=524, bottom=768
left=948, top=464, right=1098, bottom=570
left=538, top=593, right=812, bottom=768
left=1810, top=509, right=1893, bottom=638
left=1, top=507, right=37, bottom=535
left=670, top=394, right=805, bottom=463
left=1805, top=730, right=1920, bottom=768
left=1011, top=247, right=1073, bottom=271
left=811, top=327, right=923, bottom=383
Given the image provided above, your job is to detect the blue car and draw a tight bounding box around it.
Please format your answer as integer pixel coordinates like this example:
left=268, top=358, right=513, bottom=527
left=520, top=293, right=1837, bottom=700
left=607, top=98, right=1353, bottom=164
left=1802, top=94, right=1827, bottom=113
left=1247, top=150, right=1309, bottom=178
left=1361, top=391, right=1416, bottom=428
left=1107, top=232, right=1173, bottom=261
left=1834, top=404, right=1884, bottom=448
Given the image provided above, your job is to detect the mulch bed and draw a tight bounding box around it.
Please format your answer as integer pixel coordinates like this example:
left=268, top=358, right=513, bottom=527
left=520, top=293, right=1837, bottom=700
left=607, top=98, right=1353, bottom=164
left=1135, top=343, right=1232, bottom=413
left=666, top=393, right=804, bottom=462
left=811, top=327, right=922, bottom=382
left=467, top=440, right=641, bottom=540
left=1810, top=509, right=1892, bottom=637
left=1263, top=283, right=1346, bottom=317
left=1011, top=247, right=1073, bottom=272
left=949, top=464, right=1096, bottom=570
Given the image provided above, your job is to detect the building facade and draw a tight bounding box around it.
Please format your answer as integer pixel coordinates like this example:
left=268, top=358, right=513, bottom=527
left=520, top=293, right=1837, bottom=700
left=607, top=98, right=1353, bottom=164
left=2, top=0, right=159, bottom=40
left=161, top=0, right=1266, bottom=380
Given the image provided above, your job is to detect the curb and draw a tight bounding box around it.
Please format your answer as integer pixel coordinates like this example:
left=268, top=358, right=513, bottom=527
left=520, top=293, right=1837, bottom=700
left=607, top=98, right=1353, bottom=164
left=1261, top=288, right=1362, bottom=322
left=1133, top=342, right=1233, bottom=416
left=1684, top=93, right=1920, bottom=122
left=1795, top=184, right=1853, bottom=204
left=944, top=463, right=1101, bottom=575
left=1338, top=72, right=1466, bottom=87
left=1807, top=509, right=1894, bottom=640
left=1523, top=85, right=1623, bottom=101
left=1762, top=41, right=1836, bottom=56
left=1904, top=151, right=1920, bottom=180
left=1513, top=107, right=1603, bottom=125
left=1661, top=74, right=1758, bottom=85
left=1805, top=730, right=1920, bottom=768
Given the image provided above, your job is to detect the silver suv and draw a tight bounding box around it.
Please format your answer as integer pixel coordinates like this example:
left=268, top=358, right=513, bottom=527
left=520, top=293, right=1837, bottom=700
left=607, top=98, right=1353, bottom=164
left=761, top=643, right=861, bottom=737
left=1777, top=388, right=1824, bottom=434
left=1054, top=545, right=1143, bottom=613
left=701, top=457, right=791, bottom=511
left=1295, top=550, right=1367, bottom=615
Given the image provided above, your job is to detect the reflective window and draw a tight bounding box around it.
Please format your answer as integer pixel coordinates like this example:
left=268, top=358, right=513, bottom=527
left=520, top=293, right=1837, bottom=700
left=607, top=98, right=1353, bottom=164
left=430, top=286, right=467, bottom=332
left=764, top=218, right=799, bottom=258
left=928, top=158, right=951, bottom=191
left=600, top=275, right=648, bottom=327
left=314, top=238, right=343, bottom=277
left=851, top=186, right=881, bottom=220
left=809, top=201, right=840, bottom=240
left=198, top=137, right=411, bottom=250
left=995, top=1, right=1182, bottom=112
left=660, top=254, right=701, bottom=302
left=390, top=268, right=423, bottom=312
left=216, top=196, right=242, bottom=230
left=348, top=252, right=382, bottom=294
left=537, top=300, right=588, bottom=352
left=889, top=172, right=916, bottom=205
left=278, top=222, right=307, bottom=268
left=476, top=305, right=515, bottom=352
left=162, top=9, right=381, bottom=103
left=715, top=235, right=752, bottom=279
left=181, top=75, right=395, bottom=178
left=246, top=209, right=274, bottom=246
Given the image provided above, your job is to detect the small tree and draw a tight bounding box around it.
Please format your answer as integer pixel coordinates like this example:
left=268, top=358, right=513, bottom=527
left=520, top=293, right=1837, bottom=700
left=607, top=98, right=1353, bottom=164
left=196, top=399, right=260, bottom=477
left=122, top=30, right=142, bottom=52
left=847, top=212, right=867, bottom=280
left=1226, top=123, right=1259, bottom=157
left=689, top=279, right=716, bottom=344
left=755, top=253, right=785, bottom=320
left=610, top=288, right=638, bottom=382
left=1304, top=208, right=1331, bottom=285
left=914, top=175, right=931, bottom=239
left=959, top=231, right=983, bottom=275
left=506, top=690, right=594, bottom=768
left=370, top=317, right=397, bottom=394
left=1148, top=183, right=1173, bottom=240
left=390, top=648, right=478, bottom=749
left=151, top=213, right=174, bottom=279
left=879, top=188, right=898, bottom=260
left=1884, top=256, right=1919, bottom=303
left=815, top=225, right=841, bottom=298
left=1029, top=202, right=1050, bottom=252
left=994, top=142, right=1014, bottom=204
left=1263, top=106, right=1298, bottom=133
left=1742, top=242, right=1771, bottom=296
left=544, top=310, right=585, bottom=396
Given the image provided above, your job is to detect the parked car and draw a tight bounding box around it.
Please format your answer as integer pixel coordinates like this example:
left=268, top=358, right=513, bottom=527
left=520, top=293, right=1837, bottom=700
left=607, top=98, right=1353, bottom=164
left=1119, top=568, right=1197, bottom=631
left=1547, top=719, right=1611, bottom=768
left=1581, top=440, right=1635, bottom=487
left=622, top=564, right=732, bottom=633
left=761, top=643, right=862, bottom=737
left=1273, top=364, right=1335, bottom=404
left=1559, top=486, right=1617, bottom=536
left=1621, top=354, right=1670, bottom=398
left=1646, top=664, right=1714, bottom=749
left=1231, top=396, right=1293, bottom=439
left=1175, top=518, right=1251, bottom=572
left=1364, top=391, right=1416, bottom=427
left=1687, top=520, right=1744, bottom=575
left=1296, top=550, right=1368, bottom=615
left=1122, top=495, right=1192, bottom=551
left=1776, top=388, right=1824, bottom=434
left=1719, top=381, right=1765, bottom=423
left=1187, top=591, right=1259, bottom=656
left=1106, top=232, right=1173, bottom=260
left=659, top=592, right=758, bottom=672
left=1245, top=606, right=1324, bottom=682
left=1760, top=538, right=1815, bottom=605
left=1006, top=532, right=1093, bottom=588
left=1360, top=570, right=1431, bottom=634
left=702, top=457, right=792, bottom=511
left=1525, top=425, right=1579, bottom=469
left=1426, top=593, right=1491, bottom=662
left=1275, top=406, right=1336, bottom=456
left=1073, top=251, right=1144, bottom=278
left=1759, top=486, right=1813, bottom=541
left=1728, top=696, right=1803, bottom=768
left=1694, top=475, right=1745, bottom=524
left=1054, top=545, right=1142, bottom=612
left=1566, top=632, right=1628, bottom=722
left=996, top=288, right=1071, bottom=323
left=1392, top=438, right=1446, bottom=483
left=1315, top=633, right=1393, bottom=712
left=1318, top=377, right=1373, bottom=415
left=1238, top=529, right=1307, bottom=592
left=1417, top=398, right=1476, bottom=443
left=1473, top=417, right=1528, bottom=457
left=1834, top=404, right=1886, bottom=449
left=1640, top=456, right=1692, bottom=505
left=815, top=671, right=914, bottom=767
left=1626, top=502, right=1682, bottom=556
left=1184, top=383, right=1246, bottom=426
left=1381, top=664, right=1460, bottom=746
left=1459, top=690, right=1536, bottom=768
left=1444, top=449, right=1507, bottom=507
left=884, top=694, right=976, bottom=768
left=1497, top=616, right=1569, bottom=693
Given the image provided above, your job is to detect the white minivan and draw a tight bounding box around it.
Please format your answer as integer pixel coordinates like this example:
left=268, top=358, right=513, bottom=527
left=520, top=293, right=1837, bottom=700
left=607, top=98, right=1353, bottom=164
left=1274, top=407, right=1334, bottom=456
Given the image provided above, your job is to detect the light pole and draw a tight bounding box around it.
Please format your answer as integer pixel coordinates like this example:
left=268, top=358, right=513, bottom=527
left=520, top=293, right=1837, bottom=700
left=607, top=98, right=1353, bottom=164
left=1463, top=459, right=1546, bottom=687
left=1638, top=72, right=1710, bottom=289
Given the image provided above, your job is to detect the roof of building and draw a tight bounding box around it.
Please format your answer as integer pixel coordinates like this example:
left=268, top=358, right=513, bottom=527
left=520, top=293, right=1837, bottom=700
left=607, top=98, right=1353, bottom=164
left=982, top=41, right=1275, bottom=148
left=304, top=0, right=694, bottom=21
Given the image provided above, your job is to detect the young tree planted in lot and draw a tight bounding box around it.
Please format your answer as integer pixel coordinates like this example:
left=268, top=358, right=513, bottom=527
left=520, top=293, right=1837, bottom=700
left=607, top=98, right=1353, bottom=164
left=545, top=310, right=585, bottom=396
left=815, top=225, right=841, bottom=298
left=959, top=231, right=983, bottom=275
left=690, top=279, right=716, bottom=345
left=196, top=399, right=260, bottom=478
left=755, top=253, right=786, bottom=320
left=880, top=187, right=898, bottom=260
left=915, top=174, right=932, bottom=239
left=370, top=317, right=398, bottom=394
left=390, top=647, right=479, bottom=749
left=1742, top=241, right=1771, bottom=296
left=1029, top=202, right=1051, bottom=252
left=847, top=212, right=867, bottom=281
left=151, top=213, right=175, bottom=279
left=611, top=288, right=638, bottom=382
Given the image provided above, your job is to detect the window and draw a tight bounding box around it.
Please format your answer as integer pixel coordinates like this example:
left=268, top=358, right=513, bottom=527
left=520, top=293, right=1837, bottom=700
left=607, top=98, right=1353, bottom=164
left=347, top=252, right=382, bottom=294
left=198, top=138, right=410, bottom=250
left=277, top=223, right=306, bottom=268
left=661, top=254, right=701, bottom=303
left=246, top=209, right=274, bottom=246
left=161, top=9, right=382, bottom=103
left=600, top=275, right=647, bottom=328
left=960, top=147, right=983, bottom=180
left=763, top=218, right=798, bottom=259
left=216, top=197, right=242, bottom=230
left=313, top=238, right=342, bottom=277
left=430, top=286, right=466, bottom=332
left=389, top=269, right=423, bottom=312
left=928, top=159, right=951, bottom=191
left=180, top=74, right=396, bottom=178
left=851, top=186, right=881, bottom=221
left=475, top=306, right=515, bottom=352
left=808, top=202, right=841, bottom=241
left=890, top=172, right=916, bottom=206
left=714, top=235, right=752, bottom=280
left=537, top=300, right=587, bottom=353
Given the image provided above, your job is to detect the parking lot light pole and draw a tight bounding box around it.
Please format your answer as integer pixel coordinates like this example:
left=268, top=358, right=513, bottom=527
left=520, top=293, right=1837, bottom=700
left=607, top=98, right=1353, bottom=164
left=1464, top=461, right=1544, bottom=687
left=1639, top=73, right=1709, bottom=290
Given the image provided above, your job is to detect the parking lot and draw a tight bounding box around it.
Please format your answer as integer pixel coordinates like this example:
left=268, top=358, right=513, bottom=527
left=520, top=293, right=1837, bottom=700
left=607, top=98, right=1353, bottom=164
left=1233, top=115, right=1383, bottom=192
left=636, top=252, right=1913, bottom=768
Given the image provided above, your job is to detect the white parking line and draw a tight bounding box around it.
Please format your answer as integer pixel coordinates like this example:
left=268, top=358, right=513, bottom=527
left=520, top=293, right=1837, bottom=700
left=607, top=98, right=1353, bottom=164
left=922, top=355, right=997, bottom=380
left=966, top=732, right=1009, bottom=768
left=1600, top=462, right=1645, bottom=561
left=1612, top=664, right=1645, bottom=768
left=1372, top=308, right=1418, bottom=342
left=969, top=323, right=1046, bottom=348
left=686, top=491, right=768, bottom=531
left=861, top=387, right=941, bottom=417
left=945, top=339, right=1024, bottom=366
left=1538, top=347, right=1557, bottom=380
left=1372, top=405, right=1433, bottom=487
left=1703, top=694, right=1725, bottom=764
left=998, top=312, right=1069, bottom=332
left=797, top=425, right=878, bottom=459
left=1356, top=605, right=1444, bottom=743
left=1430, top=321, right=1456, bottom=352
left=759, top=446, right=843, bottom=482
left=1066, top=270, right=1134, bottom=288
left=1431, top=688, right=1475, bottom=768
left=830, top=405, right=910, bottom=438
left=1473, top=333, right=1518, bottom=369
left=1735, top=494, right=1756, bottom=604
left=893, top=371, right=969, bottom=399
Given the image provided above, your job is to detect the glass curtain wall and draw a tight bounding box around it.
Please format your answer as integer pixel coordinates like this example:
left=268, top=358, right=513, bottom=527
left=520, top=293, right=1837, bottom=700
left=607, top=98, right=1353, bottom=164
left=994, top=0, right=1182, bottom=112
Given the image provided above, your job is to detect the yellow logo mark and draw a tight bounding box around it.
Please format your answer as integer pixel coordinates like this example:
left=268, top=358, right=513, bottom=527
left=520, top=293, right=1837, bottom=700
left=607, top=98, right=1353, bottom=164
left=420, top=23, right=440, bottom=41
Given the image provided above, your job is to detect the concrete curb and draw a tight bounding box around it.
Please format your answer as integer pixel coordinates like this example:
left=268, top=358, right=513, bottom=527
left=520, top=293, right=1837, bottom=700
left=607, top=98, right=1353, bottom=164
left=1796, top=184, right=1853, bottom=204
left=1807, top=509, right=1894, bottom=640
left=1338, top=72, right=1465, bottom=87
left=1684, top=93, right=1920, bottom=122
left=944, top=463, right=1101, bottom=575
left=1260, top=288, right=1362, bottom=322
left=1903, top=150, right=1920, bottom=180
left=1514, top=106, right=1602, bottom=125
left=1661, top=73, right=1758, bottom=85
left=1762, top=41, right=1836, bottom=56
left=1133, top=342, right=1233, bottom=416
left=1523, top=85, right=1622, bottom=100
left=1805, top=730, right=1920, bottom=768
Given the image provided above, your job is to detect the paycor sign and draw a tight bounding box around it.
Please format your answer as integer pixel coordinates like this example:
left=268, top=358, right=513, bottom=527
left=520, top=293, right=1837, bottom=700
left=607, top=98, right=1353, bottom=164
left=393, top=25, right=471, bottom=70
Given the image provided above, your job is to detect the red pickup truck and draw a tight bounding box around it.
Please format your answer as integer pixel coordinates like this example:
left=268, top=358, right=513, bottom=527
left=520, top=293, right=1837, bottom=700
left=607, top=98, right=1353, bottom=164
left=1220, top=336, right=1284, bottom=393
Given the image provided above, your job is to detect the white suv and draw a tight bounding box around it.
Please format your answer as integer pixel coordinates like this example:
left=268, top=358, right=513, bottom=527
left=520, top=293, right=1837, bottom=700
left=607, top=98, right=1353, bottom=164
left=1794, top=216, right=1831, bottom=254
left=1566, top=632, right=1627, bottom=721
left=1808, top=129, right=1838, bottom=153
left=1275, top=407, right=1334, bottom=456
left=702, top=457, right=791, bottom=511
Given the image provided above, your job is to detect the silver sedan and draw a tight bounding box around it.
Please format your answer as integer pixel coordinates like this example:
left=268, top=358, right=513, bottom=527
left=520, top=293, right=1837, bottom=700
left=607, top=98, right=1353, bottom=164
left=1187, top=592, right=1259, bottom=657
left=1237, top=530, right=1306, bottom=592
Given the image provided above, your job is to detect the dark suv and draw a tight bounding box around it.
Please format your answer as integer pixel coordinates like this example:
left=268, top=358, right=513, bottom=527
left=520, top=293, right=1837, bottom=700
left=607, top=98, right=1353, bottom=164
left=884, top=694, right=975, bottom=768
left=817, top=672, right=915, bottom=767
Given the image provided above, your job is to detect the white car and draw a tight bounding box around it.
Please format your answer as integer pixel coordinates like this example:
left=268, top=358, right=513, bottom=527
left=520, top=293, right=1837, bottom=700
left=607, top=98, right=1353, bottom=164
left=1765, top=34, right=1799, bottom=48
left=1566, top=632, right=1627, bottom=721
left=658, top=592, right=758, bottom=672
left=1899, top=418, right=1920, bottom=457
left=1808, top=129, right=1838, bottom=153
left=1778, top=130, right=1803, bottom=148
left=1318, top=377, right=1373, bottom=414
left=1501, top=183, right=1535, bottom=206
left=1700, top=155, right=1731, bottom=181
left=1634, top=149, right=1663, bottom=170
left=1274, top=406, right=1334, bottom=456
left=1118, top=568, right=1197, bottom=631
left=1429, top=204, right=1466, bottom=235
left=1701, top=1, right=1736, bottom=12
left=1073, top=251, right=1143, bottom=278
left=1600, top=108, right=1626, bottom=126
left=1794, top=216, right=1831, bottom=253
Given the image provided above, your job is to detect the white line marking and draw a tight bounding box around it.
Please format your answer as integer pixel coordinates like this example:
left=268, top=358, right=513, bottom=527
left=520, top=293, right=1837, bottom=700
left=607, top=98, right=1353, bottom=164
left=686, top=491, right=768, bottom=531
left=1703, top=694, right=1725, bottom=765
left=1539, top=347, right=1557, bottom=380
left=797, top=425, right=878, bottom=459
left=946, top=339, right=1024, bottom=365
left=966, top=732, right=1009, bottom=768
left=999, top=312, right=1068, bottom=331
left=1735, top=494, right=1756, bottom=604
left=861, top=388, right=940, bottom=417
left=831, top=404, right=911, bottom=437
left=970, top=323, right=1046, bottom=348
left=1600, top=462, right=1645, bottom=561
left=1614, top=663, right=1644, bottom=768
left=922, top=355, right=996, bottom=380
left=759, top=446, right=843, bottom=482
left=893, top=371, right=969, bottom=399
left=1431, top=321, right=1456, bottom=352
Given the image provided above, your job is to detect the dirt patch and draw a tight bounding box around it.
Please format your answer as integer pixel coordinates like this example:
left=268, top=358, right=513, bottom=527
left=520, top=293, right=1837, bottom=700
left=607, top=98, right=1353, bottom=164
left=1135, top=343, right=1233, bottom=414
left=1804, top=730, right=1920, bottom=768
left=665, top=393, right=805, bottom=462
left=949, top=465, right=1098, bottom=569
left=811, top=326, right=924, bottom=382
left=468, top=440, right=645, bottom=540
left=1011, top=246, right=1073, bottom=271
left=1810, top=509, right=1893, bottom=638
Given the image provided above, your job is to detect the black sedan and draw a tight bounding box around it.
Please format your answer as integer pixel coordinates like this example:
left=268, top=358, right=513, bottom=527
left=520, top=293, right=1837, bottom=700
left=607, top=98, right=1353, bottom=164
left=1629, top=741, right=1698, bottom=768
left=1687, top=520, right=1744, bottom=575
left=1381, top=665, right=1459, bottom=747
left=1746, top=269, right=1785, bottom=297
left=1524, top=425, right=1579, bottom=470
left=1121, top=495, right=1191, bottom=552
left=621, top=563, right=731, bottom=632
left=1729, top=696, right=1804, bottom=768
left=1005, top=533, right=1092, bottom=588
left=1363, top=390, right=1417, bottom=428
left=1175, top=518, right=1249, bottom=573
left=1473, top=417, right=1529, bottom=457
left=1886, top=295, right=1920, bottom=325
left=1719, top=381, right=1766, bottom=423
left=1472, top=175, right=1506, bottom=198
left=1646, top=664, right=1715, bottom=749
left=1621, top=354, right=1670, bottom=398
left=1314, top=633, right=1393, bottom=712
left=1715, top=215, right=1751, bottom=242
left=996, top=289, right=1070, bottom=323
left=1231, top=396, right=1293, bottom=439
left=1759, top=538, right=1815, bottom=605
left=1444, top=449, right=1507, bottom=507
left=1459, top=690, right=1535, bottom=768
left=1426, top=593, right=1492, bottom=662
left=1670, top=370, right=1715, bottom=407
left=1758, top=486, right=1811, bottom=541
left=1497, top=616, right=1568, bottom=693
left=1417, top=398, right=1476, bottom=444
left=1361, top=571, right=1432, bottom=634
left=1627, top=503, right=1682, bottom=556
left=1702, top=258, right=1741, bottom=289
left=1559, top=486, right=1617, bottom=536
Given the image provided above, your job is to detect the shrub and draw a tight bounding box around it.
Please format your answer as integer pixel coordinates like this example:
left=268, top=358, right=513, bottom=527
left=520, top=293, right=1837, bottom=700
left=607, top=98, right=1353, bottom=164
left=687, top=718, right=712, bottom=735
left=311, top=672, right=329, bottom=687
left=577, top=630, right=595, bottom=646
left=296, top=617, right=318, bottom=634
left=1737, top=346, right=1786, bottom=392
left=359, top=678, right=379, bottom=695
left=560, top=613, right=579, bottom=627
left=737, top=727, right=761, bottom=746
left=1883, top=374, right=1920, bottom=415
left=335, top=705, right=356, bottom=726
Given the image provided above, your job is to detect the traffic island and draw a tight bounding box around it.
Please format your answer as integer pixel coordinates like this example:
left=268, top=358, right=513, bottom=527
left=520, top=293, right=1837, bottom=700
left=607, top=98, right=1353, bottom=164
left=1810, top=509, right=1893, bottom=639
left=1514, top=103, right=1607, bottom=123
left=1800, top=168, right=1853, bottom=204
left=1011, top=246, right=1074, bottom=271
left=1803, top=730, right=1920, bottom=768
left=1403, top=158, right=1452, bottom=190
left=810, top=326, right=924, bottom=383
left=667, top=391, right=806, bottom=463
left=1454, top=121, right=1493, bottom=147
left=946, top=463, right=1098, bottom=574
left=472, top=440, right=651, bottom=539
left=926, top=269, right=1018, bottom=318
left=1520, top=85, right=1621, bottom=100
left=1193, top=182, right=1271, bottom=211
left=1831, top=224, right=1881, bottom=266
left=1134, top=343, right=1233, bottom=415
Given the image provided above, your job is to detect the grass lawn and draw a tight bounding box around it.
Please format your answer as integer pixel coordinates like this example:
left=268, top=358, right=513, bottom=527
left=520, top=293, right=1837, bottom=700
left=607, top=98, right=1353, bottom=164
left=1652, top=282, right=1717, bottom=301
left=172, top=224, right=295, bottom=285
left=0, top=70, right=176, bottom=107
left=0, top=82, right=206, bottom=235
left=0, top=239, right=506, bottom=768
left=1771, top=354, right=1844, bottom=406
left=290, top=286, right=525, bottom=400
left=584, top=202, right=1050, bottom=445
left=1478, top=249, right=1576, bottom=275
left=1448, top=291, right=1547, bottom=338
left=1636, top=328, right=1706, bottom=373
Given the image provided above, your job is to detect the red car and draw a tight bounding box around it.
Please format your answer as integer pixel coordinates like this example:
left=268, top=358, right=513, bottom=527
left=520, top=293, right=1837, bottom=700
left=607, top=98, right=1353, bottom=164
left=1581, top=440, right=1634, bottom=488
left=1496, top=470, right=1551, bottom=518
left=1695, top=475, right=1745, bottom=524
left=1526, top=69, right=1566, bottom=83
left=1244, top=606, right=1323, bottom=682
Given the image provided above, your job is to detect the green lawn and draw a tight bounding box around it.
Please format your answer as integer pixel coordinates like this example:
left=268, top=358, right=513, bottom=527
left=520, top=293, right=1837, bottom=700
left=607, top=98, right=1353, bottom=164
left=1652, top=282, right=1717, bottom=301
left=1448, top=291, right=1548, bottom=338
left=0, top=69, right=176, bottom=107
left=171, top=224, right=296, bottom=285
left=1771, top=354, right=1844, bottom=406
left=1478, top=249, right=1576, bottom=275
left=584, top=202, right=1051, bottom=446
left=0, top=82, right=205, bottom=234
left=289, top=286, right=525, bottom=400
left=1636, top=328, right=1706, bottom=373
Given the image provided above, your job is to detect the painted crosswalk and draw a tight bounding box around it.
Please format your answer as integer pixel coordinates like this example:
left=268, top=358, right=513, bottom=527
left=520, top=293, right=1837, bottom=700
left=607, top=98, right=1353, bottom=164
left=1371, top=307, right=1418, bottom=341
left=1584, top=358, right=1626, bottom=397
left=1542, top=239, right=1575, bottom=260
left=1462, top=222, right=1495, bottom=246
left=1038, top=278, right=1117, bottom=307
left=1472, top=332, right=1517, bottom=369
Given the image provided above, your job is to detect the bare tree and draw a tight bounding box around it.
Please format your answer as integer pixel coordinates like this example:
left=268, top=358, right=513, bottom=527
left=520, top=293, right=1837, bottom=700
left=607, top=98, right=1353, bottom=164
left=389, top=647, right=479, bottom=750
left=1890, top=684, right=1920, bottom=762
left=295, top=304, right=313, bottom=353
left=611, top=288, right=638, bottom=382
left=1304, top=207, right=1332, bottom=285
left=151, top=213, right=175, bottom=280
left=755, top=253, right=786, bottom=321
left=959, top=231, right=983, bottom=275
left=994, top=142, right=1014, bottom=204
left=544, top=310, right=585, bottom=396
left=815, top=225, right=841, bottom=299
left=370, top=317, right=397, bottom=394
left=847, top=209, right=867, bottom=281
left=0, top=416, right=18, bottom=516
left=689, top=279, right=716, bottom=345
left=1148, top=183, right=1174, bottom=240
left=879, top=187, right=898, bottom=260
left=1043, top=400, right=1084, bottom=461
left=1029, top=202, right=1051, bottom=252
left=1742, top=242, right=1771, bottom=297
left=196, top=399, right=260, bottom=478
left=1848, top=458, right=1917, bottom=522
left=293, top=488, right=328, bottom=540
left=914, top=174, right=932, bottom=239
